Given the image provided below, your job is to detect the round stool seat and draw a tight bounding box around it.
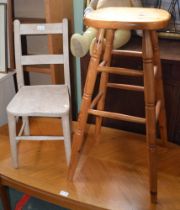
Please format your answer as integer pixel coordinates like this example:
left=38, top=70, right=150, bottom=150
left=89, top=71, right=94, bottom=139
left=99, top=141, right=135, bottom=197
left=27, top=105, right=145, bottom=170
left=84, top=7, right=171, bottom=30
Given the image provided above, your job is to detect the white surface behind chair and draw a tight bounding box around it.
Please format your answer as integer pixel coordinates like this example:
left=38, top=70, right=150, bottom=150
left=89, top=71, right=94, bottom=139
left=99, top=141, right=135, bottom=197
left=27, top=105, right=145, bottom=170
left=7, top=19, right=72, bottom=168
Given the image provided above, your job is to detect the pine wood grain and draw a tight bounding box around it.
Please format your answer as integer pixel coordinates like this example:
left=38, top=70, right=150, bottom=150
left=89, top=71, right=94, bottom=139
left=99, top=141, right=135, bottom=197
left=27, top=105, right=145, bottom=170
left=0, top=118, right=180, bottom=210
left=84, top=7, right=171, bottom=30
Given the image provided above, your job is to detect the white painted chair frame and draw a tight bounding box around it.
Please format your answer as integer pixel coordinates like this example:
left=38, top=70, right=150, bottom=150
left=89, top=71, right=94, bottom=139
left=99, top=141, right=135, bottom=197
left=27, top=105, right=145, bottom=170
left=7, top=19, right=72, bottom=167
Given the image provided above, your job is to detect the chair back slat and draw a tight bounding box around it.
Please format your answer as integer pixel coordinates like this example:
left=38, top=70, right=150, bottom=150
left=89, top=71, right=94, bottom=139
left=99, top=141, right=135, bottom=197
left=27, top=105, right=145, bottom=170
left=20, top=23, right=63, bottom=35
left=21, top=55, right=64, bottom=65
left=14, top=19, right=71, bottom=94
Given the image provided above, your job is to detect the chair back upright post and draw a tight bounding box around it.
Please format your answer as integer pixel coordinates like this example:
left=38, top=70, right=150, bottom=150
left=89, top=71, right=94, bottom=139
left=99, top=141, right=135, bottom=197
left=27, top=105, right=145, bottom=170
left=14, top=20, right=24, bottom=89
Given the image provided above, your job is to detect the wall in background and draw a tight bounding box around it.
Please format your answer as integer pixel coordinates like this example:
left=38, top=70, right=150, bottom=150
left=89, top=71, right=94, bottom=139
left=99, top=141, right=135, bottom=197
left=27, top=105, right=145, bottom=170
left=0, top=73, right=15, bottom=126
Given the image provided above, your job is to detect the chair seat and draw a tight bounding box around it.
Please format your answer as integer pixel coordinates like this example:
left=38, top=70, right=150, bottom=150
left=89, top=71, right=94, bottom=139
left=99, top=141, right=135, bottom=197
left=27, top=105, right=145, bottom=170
left=7, top=85, right=70, bottom=117
left=84, top=7, right=171, bottom=30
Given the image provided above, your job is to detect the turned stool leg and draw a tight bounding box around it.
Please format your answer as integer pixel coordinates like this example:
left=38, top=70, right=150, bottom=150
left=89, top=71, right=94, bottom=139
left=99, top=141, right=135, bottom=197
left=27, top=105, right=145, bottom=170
left=143, top=30, right=157, bottom=203
left=68, top=29, right=105, bottom=179
left=95, top=29, right=115, bottom=143
left=150, top=31, right=168, bottom=146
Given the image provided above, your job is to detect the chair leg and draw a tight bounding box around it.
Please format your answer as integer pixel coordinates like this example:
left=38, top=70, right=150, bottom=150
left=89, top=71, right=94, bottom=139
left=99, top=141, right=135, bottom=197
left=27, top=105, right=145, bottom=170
left=143, top=30, right=157, bottom=203
left=7, top=113, right=18, bottom=168
left=150, top=31, right=168, bottom=146
left=62, top=115, right=71, bottom=166
left=95, top=29, right=114, bottom=143
left=22, top=116, right=30, bottom=135
left=68, top=29, right=105, bottom=180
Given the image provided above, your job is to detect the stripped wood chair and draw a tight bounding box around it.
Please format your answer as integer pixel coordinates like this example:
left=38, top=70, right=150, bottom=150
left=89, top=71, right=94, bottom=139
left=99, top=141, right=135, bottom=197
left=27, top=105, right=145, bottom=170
left=7, top=19, right=71, bottom=167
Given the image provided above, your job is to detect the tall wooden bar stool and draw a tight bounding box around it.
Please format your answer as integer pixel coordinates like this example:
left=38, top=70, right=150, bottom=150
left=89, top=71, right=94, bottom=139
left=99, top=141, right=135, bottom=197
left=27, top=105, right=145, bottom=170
left=68, top=7, right=171, bottom=203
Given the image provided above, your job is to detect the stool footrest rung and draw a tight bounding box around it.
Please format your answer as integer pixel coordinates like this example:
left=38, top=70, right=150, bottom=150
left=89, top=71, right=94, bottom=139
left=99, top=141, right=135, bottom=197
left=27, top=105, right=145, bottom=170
left=97, top=66, right=143, bottom=77
left=112, top=49, right=142, bottom=57
left=88, top=109, right=146, bottom=124
left=107, top=83, right=144, bottom=91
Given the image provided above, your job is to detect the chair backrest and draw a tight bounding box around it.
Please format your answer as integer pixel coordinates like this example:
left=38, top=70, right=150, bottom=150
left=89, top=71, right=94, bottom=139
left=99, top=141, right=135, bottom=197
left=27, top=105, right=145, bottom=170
left=14, top=19, right=71, bottom=94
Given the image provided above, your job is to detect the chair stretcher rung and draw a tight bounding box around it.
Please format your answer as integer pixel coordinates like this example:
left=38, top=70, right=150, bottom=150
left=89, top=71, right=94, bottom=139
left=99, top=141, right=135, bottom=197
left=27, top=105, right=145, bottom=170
left=88, top=109, right=146, bottom=124
left=112, top=49, right=142, bottom=57
left=97, top=66, right=143, bottom=77
left=16, top=136, right=64, bottom=141
left=18, top=121, right=26, bottom=137
left=107, top=83, right=144, bottom=91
